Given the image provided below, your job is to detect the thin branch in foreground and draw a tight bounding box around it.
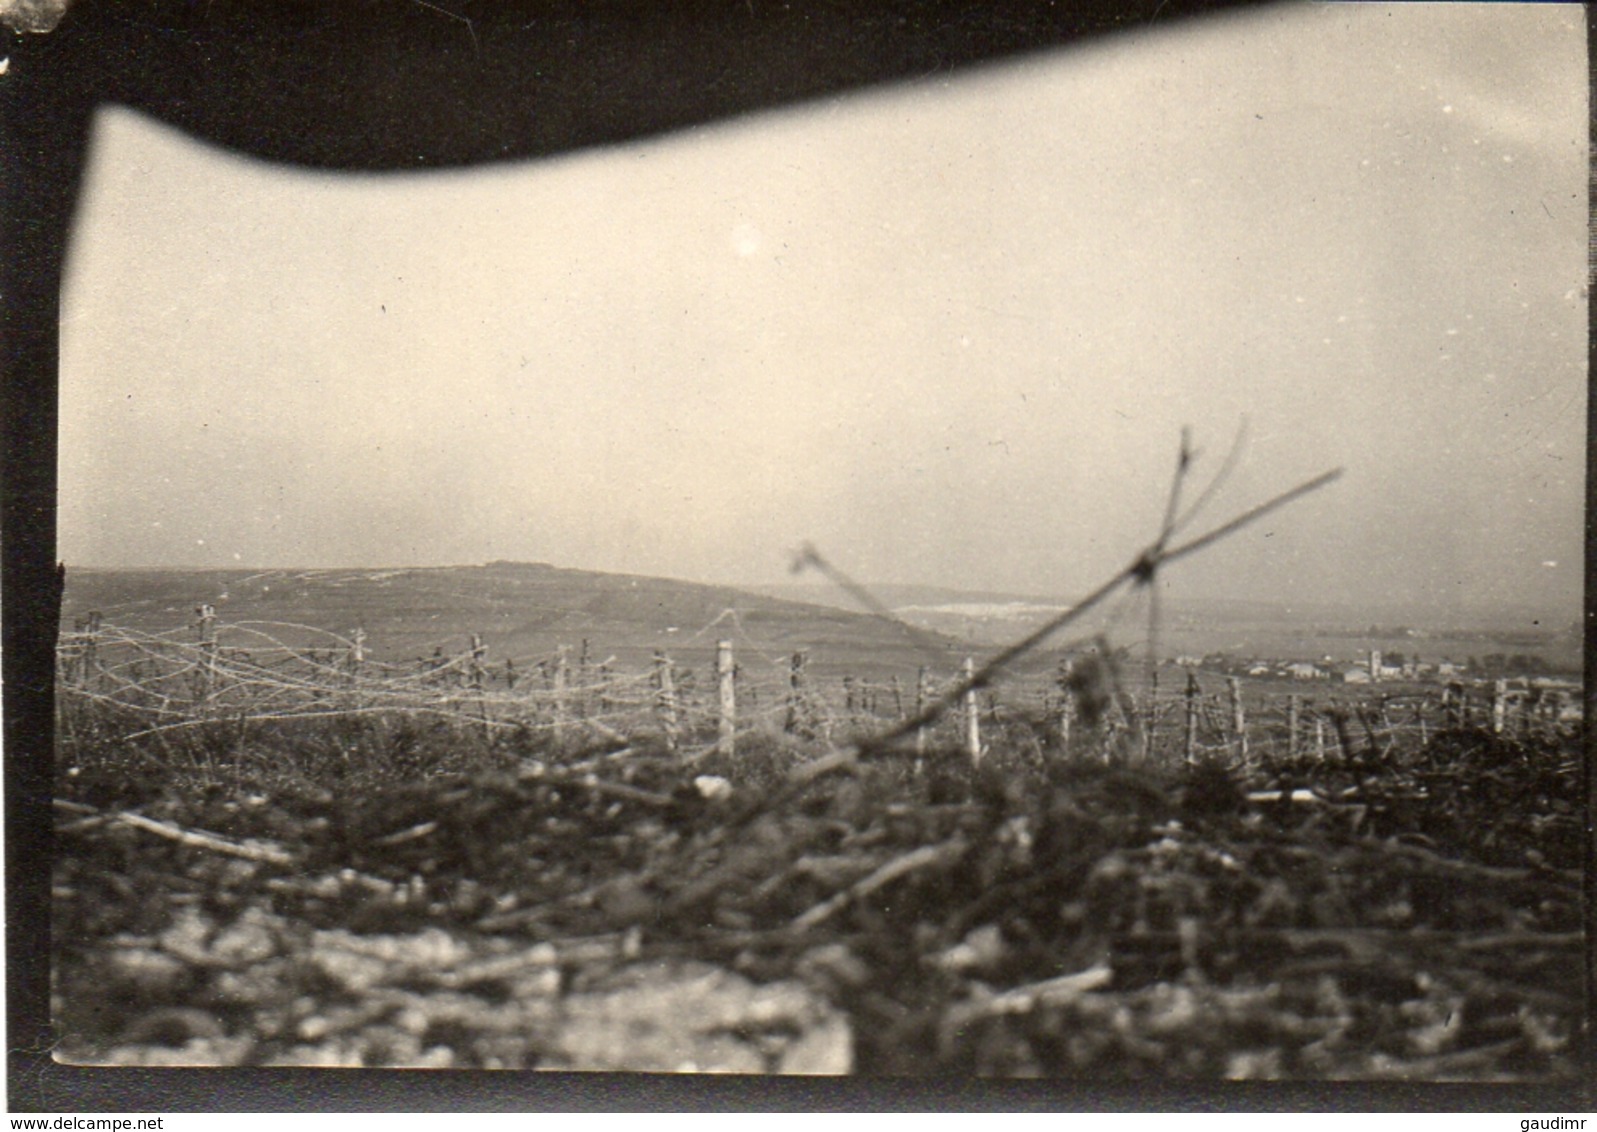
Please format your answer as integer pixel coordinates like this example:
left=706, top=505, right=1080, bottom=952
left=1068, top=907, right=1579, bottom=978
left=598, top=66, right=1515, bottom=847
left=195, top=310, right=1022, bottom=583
left=118, top=812, right=296, bottom=867
left=1156, top=426, right=1196, bottom=549
left=790, top=836, right=969, bottom=931
left=965, top=964, right=1114, bottom=1017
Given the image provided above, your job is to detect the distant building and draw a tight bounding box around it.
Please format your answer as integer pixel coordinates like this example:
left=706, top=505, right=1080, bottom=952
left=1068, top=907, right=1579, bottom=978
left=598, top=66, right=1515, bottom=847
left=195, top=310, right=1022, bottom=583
left=1284, top=662, right=1324, bottom=680
left=1342, top=667, right=1372, bottom=684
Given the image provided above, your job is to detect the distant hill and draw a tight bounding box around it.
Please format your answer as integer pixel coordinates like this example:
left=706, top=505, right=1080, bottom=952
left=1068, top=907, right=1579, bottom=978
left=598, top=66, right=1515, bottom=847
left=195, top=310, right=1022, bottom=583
left=58, top=562, right=970, bottom=681
left=59, top=563, right=1578, bottom=682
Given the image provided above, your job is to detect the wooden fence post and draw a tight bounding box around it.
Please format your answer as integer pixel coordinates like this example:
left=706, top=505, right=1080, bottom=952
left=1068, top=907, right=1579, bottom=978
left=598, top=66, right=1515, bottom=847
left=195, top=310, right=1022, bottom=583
left=914, top=665, right=931, bottom=765
left=340, top=626, right=366, bottom=715
left=85, top=610, right=102, bottom=690
left=1055, top=658, right=1075, bottom=754
left=1227, top=676, right=1247, bottom=763
left=716, top=639, right=736, bottom=758
left=962, top=657, right=981, bottom=766
left=469, top=633, right=491, bottom=739
left=468, top=633, right=486, bottom=692
left=1183, top=672, right=1200, bottom=765
left=654, top=650, right=680, bottom=754
left=1287, top=694, right=1301, bottom=759
left=1314, top=715, right=1326, bottom=761
left=1329, top=702, right=1353, bottom=761
left=577, top=638, right=591, bottom=718
left=1356, top=704, right=1381, bottom=756
left=347, top=627, right=366, bottom=682
left=786, top=650, right=810, bottom=737
left=890, top=675, right=905, bottom=721
left=195, top=603, right=217, bottom=701
left=552, top=645, right=569, bottom=748
left=1491, top=679, right=1507, bottom=735
left=1141, top=666, right=1157, bottom=763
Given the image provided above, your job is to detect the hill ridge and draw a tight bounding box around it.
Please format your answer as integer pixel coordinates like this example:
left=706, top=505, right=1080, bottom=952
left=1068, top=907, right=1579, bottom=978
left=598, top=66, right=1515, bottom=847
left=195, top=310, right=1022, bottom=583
left=58, top=561, right=970, bottom=678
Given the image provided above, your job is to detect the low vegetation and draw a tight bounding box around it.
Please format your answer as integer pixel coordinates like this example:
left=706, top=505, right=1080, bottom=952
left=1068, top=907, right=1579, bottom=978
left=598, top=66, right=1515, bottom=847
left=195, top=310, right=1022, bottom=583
left=53, top=678, right=1583, bottom=1076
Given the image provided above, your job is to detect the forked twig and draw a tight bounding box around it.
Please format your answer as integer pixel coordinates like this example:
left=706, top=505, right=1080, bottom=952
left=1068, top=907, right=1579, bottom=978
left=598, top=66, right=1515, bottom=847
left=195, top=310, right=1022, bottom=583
left=1155, top=468, right=1341, bottom=568
left=1169, top=416, right=1250, bottom=539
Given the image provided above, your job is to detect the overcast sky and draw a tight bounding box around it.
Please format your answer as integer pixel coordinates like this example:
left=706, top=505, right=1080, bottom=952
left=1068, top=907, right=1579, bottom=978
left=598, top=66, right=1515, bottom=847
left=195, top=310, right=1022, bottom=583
left=59, top=2, right=1586, bottom=617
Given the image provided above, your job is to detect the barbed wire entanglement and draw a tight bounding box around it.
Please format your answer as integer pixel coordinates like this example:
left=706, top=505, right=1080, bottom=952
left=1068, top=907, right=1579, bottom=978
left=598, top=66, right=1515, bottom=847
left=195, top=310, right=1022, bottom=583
left=55, top=607, right=1578, bottom=778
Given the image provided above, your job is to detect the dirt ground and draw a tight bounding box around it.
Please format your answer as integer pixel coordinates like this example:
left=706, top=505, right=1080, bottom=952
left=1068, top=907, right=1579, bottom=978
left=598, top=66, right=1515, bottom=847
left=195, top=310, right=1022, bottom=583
left=53, top=719, right=1585, bottom=1078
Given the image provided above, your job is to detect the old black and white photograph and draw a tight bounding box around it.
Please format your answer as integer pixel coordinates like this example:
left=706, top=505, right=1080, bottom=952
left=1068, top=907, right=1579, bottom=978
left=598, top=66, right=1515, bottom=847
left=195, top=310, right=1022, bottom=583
left=7, top=0, right=1587, bottom=1104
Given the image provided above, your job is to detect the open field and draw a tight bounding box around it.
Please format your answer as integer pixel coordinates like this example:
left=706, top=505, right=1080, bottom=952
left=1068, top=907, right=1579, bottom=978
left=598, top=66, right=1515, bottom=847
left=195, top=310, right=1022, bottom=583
left=51, top=566, right=1586, bottom=1077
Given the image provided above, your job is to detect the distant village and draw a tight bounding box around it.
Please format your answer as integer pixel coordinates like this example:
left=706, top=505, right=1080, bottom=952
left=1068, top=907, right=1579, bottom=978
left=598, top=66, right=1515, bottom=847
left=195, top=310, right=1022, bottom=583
left=1172, top=648, right=1582, bottom=719
left=1175, top=647, right=1576, bottom=684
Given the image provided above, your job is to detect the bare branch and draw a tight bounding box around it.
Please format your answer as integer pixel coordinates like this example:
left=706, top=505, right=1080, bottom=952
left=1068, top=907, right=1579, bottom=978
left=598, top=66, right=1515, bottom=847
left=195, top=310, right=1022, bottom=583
left=119, top=812, right=295, bottom=866
left=1158, top=467, right=1343, bottom=567
left=1170, top=416, right=1250, bottom=539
